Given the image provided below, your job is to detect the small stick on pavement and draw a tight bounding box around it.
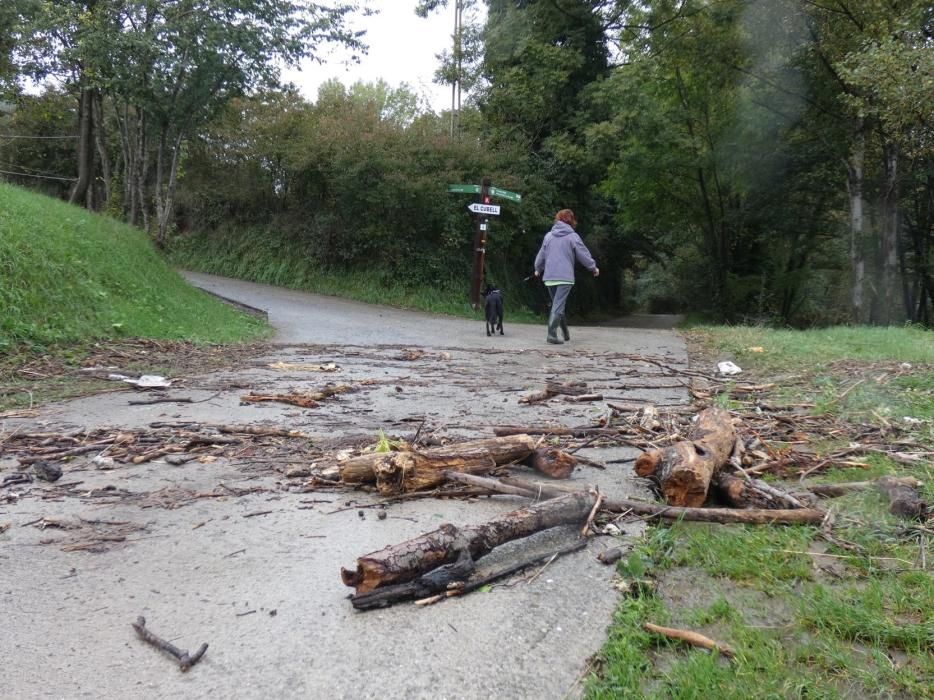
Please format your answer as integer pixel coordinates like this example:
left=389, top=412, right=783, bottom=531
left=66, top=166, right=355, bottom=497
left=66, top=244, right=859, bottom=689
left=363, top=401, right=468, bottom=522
left=581, top=488, right=603, bottom=537
left=131, top=616, right=208, bottom=671
left=642, top=622, right=734, bottom=659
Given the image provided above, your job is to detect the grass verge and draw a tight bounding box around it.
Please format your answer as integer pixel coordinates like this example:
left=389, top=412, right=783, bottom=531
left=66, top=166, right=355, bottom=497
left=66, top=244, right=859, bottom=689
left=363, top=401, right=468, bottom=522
left=586, top=324, right=933, bottom=699
left=0, top=183, right=268, bottom=348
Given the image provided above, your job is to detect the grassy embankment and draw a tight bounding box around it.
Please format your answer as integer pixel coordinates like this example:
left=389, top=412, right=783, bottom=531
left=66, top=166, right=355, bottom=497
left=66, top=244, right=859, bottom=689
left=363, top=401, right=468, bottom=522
left=168, top=226, right=543, bottom=322
left=0, top=184, right=268, bottom=408
left=586, top=325, right=933, bottom=699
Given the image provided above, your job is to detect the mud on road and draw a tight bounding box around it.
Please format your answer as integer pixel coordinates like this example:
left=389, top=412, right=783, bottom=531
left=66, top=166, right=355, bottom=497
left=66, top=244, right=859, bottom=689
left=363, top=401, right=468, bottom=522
left=1, top=275, right=689, bottom=699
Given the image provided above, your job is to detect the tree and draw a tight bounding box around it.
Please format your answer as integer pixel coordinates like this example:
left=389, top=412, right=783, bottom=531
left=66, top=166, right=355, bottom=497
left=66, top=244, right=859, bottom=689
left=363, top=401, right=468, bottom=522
left=9, top=0, right=365, bottom=243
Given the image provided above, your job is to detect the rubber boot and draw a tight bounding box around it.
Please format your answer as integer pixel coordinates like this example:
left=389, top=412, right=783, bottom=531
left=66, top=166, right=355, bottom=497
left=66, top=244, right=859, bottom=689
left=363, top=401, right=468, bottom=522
left=559, top=316, right=570, bottom=341
left=546, top=316, right=563, bottom=344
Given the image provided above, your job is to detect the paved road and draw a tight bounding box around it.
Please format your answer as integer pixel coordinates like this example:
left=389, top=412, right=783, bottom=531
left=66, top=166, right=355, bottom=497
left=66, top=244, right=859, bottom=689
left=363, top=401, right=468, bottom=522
left=2, top=272, right=689, bottom=700
left=182, top=270, right=682, bottom=353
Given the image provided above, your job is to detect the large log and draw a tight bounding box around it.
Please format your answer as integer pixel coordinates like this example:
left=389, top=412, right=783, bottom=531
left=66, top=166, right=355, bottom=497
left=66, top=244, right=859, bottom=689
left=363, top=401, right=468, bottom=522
left=340, top=490, right=597, bottom=595
left=490, top=475, right=826, bottom=526
left=634, top=407, right=735, bottom=507
left=336, top=435, right=538, bottom=487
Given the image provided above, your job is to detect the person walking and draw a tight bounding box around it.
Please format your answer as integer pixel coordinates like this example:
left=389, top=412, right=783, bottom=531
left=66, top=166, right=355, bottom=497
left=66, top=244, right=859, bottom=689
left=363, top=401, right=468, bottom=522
left=533, top=209, right=599, bottom=344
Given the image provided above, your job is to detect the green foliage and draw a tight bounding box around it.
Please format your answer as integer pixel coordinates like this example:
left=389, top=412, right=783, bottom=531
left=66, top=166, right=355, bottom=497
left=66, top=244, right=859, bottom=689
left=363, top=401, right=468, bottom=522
left=171, top=87, right=557, bottom=316
left=0, top=183, right=266, bottom=347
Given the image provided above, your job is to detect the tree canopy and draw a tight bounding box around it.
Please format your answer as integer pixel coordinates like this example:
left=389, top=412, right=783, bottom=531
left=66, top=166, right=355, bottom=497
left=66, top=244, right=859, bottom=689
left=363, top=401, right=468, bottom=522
left=2, top=0, right=931, bottom=325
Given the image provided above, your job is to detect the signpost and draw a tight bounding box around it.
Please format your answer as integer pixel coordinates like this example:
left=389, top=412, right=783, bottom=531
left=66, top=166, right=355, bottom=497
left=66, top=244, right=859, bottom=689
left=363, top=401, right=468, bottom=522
left=448, top=178, right=524, bottom=309
left=488, top=186, right=521, bottom=203
left=467, top=203, right=501, bottom=216
left=448, top=183, right=481, bottom=195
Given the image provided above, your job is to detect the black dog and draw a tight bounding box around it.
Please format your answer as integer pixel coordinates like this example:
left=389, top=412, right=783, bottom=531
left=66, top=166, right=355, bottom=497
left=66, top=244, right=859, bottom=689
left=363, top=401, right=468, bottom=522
left=482, top=284, right=504, bottom=336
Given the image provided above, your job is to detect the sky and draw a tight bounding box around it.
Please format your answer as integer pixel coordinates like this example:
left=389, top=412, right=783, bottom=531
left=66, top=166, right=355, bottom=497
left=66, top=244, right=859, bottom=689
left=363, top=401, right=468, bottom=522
left=282, top=1, right=477, bottom=114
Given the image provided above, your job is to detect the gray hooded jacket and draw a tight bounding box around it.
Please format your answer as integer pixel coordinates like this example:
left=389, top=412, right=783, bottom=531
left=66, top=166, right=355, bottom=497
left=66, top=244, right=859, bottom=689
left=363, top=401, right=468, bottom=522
left=534, top=221, right=597, bottom=283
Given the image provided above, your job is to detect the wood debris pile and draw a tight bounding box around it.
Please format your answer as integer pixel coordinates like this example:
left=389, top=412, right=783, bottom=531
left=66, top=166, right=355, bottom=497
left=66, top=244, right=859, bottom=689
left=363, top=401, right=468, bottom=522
left=336, top=370, right=929, bottom=611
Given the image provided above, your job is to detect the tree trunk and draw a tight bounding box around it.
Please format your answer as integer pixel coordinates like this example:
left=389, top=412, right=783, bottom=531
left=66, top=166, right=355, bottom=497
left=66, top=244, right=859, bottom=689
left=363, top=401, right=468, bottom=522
left=135, top=111, right=149, bottom=232
left=878, top=140, right=901, bottom=324
left=155, top=129, right=184, bottom=247
left=91, top=90, right=111, bottom=207
left=846, top=136, right=866, bottom=324
left=340, top=490, right=597, bottom=595
left=634, top=407, right=735, bottom=507
left=69, top=86, right=93, bottom=206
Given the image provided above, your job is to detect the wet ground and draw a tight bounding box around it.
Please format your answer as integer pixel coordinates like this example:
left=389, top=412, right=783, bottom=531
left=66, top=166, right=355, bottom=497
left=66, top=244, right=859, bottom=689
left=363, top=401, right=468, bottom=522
left=1, top=272, right=689, bottom=699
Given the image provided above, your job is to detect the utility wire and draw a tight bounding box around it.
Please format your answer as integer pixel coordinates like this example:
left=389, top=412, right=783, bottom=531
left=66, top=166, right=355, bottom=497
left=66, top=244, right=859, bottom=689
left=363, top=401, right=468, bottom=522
left=1, top=160, right=72, bottom=178
left=0, top=134, right=78, bottom=139
left=0, top=168, right=76, bottom=182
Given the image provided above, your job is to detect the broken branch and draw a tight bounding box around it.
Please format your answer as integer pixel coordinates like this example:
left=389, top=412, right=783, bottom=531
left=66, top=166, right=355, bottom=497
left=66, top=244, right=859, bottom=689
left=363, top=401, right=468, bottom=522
left=131, top=616, right=208, bottom=671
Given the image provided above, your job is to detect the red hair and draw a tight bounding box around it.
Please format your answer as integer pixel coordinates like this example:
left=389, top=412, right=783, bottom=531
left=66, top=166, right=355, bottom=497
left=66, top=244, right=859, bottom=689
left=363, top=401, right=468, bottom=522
left=554, top=209, right=577, bottom=228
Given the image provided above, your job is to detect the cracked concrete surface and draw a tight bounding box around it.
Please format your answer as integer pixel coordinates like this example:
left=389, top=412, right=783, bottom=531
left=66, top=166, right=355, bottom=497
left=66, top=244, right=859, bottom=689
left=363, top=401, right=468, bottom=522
left=1, top=272, right=688, bottom=699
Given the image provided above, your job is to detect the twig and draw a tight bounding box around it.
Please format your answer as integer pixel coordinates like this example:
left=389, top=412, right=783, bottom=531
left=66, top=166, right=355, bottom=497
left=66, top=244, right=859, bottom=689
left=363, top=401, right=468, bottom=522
left=128, top=396, right=194, bottom=406
left=643, top=622, right=734, bottom=658
left=131, top=616, right=208, bottom=671
left=581, top=489, right=603, bottom=537
left=242, top=510, right=273, bottom=518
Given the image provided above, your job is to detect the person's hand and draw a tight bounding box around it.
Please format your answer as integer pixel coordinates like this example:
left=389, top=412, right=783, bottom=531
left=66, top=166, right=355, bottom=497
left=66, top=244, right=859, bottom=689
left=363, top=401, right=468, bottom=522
left=534, top=270, right=540, bottom=277
left=593, top=267, right=600, bottom=277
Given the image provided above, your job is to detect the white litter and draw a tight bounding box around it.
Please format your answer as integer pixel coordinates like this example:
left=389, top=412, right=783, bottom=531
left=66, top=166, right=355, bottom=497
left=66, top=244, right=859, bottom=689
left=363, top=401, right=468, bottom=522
left=92, top=455, right=115, bottom=469
left=717, top=361, right=743, bottom=376
left=123, top=374, right=172, bottom=389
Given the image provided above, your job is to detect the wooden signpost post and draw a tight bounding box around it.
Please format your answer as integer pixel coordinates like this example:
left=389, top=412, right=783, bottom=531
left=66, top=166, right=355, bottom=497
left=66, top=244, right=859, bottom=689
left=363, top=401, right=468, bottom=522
left=448, top=179, right=522, bottom=309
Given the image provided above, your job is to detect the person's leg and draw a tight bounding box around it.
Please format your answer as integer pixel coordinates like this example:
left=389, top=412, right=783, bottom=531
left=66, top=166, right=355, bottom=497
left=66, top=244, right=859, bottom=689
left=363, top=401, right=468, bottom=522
left=546, top=286, right=562, bottom=344
left=547, top=285, right=572, bottom=344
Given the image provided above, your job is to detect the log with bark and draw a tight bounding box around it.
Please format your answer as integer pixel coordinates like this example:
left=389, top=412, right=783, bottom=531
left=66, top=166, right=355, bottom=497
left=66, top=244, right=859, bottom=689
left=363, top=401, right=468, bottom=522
left=634, top=407, right=735, bottom=507
left=519, top=380, right=591, bottom=404
left=352, top=540, right=588, bottom=610
left=483, top=474, right=826, bottom=526
left=324, top=435, right=575, bottom=494
left=714, top=473, right=806, bottom=510
left=341, top=490, right=598, bottom=595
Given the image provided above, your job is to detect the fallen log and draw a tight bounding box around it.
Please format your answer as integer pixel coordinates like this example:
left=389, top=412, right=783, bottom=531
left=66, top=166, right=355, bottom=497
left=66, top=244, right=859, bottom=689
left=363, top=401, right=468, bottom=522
left=241, top=384, right=350, bottom=408
left=352, top=540, right=588, bottom=610
left=332, top=435, right=578, bottom=494
left=484, top=475, right=826, bottom=526
left=335, top=435, right=535, bottom=485
left=519, top=380, right=591, bottom=404
left=340, top=490, right=598, bottom=595
left=634, top=407, right=735, bottom=507
left=714, top=473, right=805, bottom=510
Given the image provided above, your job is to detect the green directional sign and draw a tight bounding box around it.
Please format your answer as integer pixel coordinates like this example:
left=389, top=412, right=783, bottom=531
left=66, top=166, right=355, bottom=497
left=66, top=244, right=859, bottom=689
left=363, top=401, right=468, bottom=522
left=489, top=186, right=522, bottom=203
left=448, top=183, right=481, bottom=194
